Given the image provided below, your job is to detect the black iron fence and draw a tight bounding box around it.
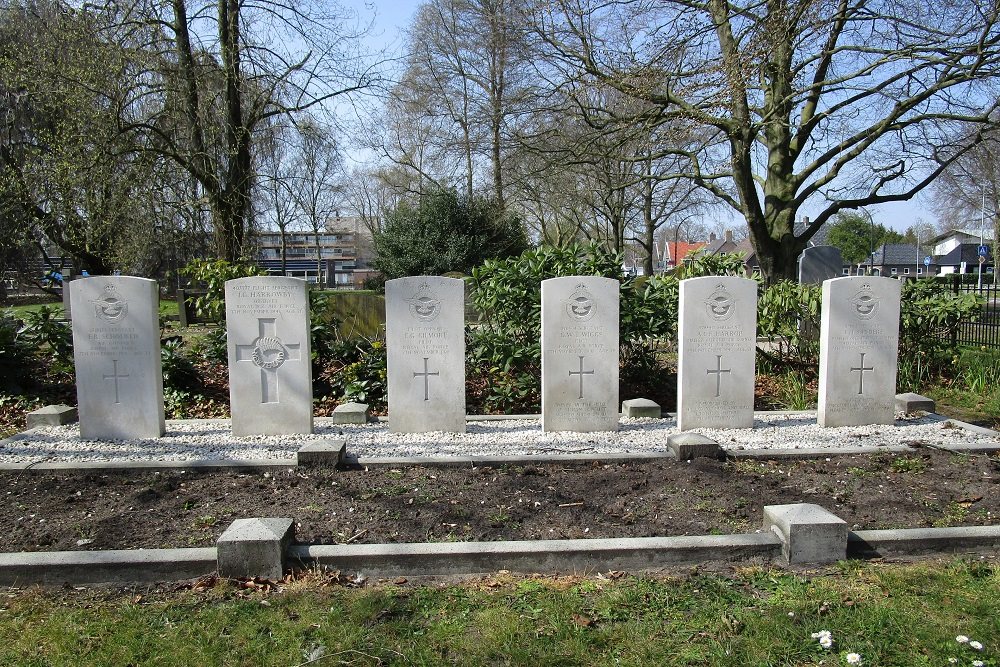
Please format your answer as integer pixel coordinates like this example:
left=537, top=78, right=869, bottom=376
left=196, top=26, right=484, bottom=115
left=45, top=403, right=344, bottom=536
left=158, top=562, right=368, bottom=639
left=948, top=274, right=1000, bottom=348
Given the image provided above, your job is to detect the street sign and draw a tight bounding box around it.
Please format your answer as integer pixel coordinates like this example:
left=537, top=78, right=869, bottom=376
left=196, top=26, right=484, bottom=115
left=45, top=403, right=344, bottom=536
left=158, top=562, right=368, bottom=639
left=980, top=244, right=990, bottom=257
left=982, top=256, right=988, bottom=264
left=923, top=256, right=931, bottom=267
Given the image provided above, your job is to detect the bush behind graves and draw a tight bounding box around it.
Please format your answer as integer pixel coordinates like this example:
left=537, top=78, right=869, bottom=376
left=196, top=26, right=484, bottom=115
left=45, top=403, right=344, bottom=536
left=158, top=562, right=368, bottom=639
left=756, top=281, right=822, bottom=370
left=897, top=279, right=983, bottom=389
left=0, top=310, right=33, bottom=392
left=178, top=259, right=266, bottom=322
left=468, top=243, right=744, bottom=412
left=17, top=305, right=72, bottom=365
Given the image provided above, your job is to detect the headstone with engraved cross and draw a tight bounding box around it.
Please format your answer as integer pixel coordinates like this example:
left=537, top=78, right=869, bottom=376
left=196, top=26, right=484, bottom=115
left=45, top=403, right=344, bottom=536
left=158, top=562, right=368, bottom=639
left=226, top=276, right=312, bottom=436
left=385, top=276, right=466, bottom=433
left=70, top=276, right=165, bottom=439
left=818, top=276, right=900, bottom=427
left=677, top=276, right=758, bottom=430
left=541, top=276, right=619, bottom=432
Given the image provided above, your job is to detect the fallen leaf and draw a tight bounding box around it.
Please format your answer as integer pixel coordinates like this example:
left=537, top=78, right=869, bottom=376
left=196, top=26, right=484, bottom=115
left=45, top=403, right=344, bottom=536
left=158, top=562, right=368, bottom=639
left=572, top=613, right=594, bottom=627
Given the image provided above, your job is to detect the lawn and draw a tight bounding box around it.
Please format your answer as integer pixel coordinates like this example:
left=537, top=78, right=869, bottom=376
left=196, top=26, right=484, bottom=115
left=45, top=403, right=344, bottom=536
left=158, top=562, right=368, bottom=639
left=0, top=560, right=997, bottom=666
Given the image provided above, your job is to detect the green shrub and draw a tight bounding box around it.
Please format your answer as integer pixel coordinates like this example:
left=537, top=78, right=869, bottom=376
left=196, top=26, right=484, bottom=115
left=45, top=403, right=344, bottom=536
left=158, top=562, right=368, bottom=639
left=178, top=259, right=266, bottom=322
left=342, top=337, right=387, bottom=410
left=898, top=279, right=982, bottom=389
left=756, top=281, right=822, bottom=370
left=17, top=305, right=72, bottom=363
left=160, top=337, right=200, bottom=392
left=0, top=310, right=32, bottom=392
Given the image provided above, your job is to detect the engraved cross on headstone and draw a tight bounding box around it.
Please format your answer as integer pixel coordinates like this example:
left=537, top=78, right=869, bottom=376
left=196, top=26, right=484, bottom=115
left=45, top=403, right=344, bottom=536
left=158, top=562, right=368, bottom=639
left=569, top=355, right=595, bottom=400
left=413, top=357, right=439, bottom=401
left=850, top=352, right=875, bottom=395
left=102, top=359, right=129, bottom=404
left=234, top=318, right=301, bottom=404
left=706, top=354, right=731, bottom=398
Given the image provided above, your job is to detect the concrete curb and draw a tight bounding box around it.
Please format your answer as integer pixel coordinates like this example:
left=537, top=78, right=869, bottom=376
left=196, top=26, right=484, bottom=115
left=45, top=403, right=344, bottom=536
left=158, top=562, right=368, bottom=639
left=849, top=526, right=1000, bottom=558
left=1, top=518, right=1000, bottom=586
left=0, top=547, right=216, bottom=586
left=287, top=534, right=783, bottom=578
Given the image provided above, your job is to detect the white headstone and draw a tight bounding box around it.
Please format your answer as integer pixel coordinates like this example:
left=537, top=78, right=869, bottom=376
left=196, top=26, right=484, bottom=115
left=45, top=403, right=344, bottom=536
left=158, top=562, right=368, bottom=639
left=818, top=276, right=900, bottom=427
left=385, top=277, right=466, bottom=433
left=677, top=276, right=758, bottom=430
left=70, top=276, right=165, bottom=439
left=541, top=276, right=619, bottom=432
left=225, top=277, right=313, bottom=436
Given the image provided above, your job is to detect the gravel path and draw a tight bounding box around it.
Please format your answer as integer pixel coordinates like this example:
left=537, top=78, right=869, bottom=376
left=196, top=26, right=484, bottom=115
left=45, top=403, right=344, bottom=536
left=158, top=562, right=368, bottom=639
left=1, top=413, right=997, bottom=464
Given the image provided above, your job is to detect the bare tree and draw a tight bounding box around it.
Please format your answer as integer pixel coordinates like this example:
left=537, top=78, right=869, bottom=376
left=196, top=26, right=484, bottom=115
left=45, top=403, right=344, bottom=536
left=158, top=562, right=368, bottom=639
left=932, top=134, right=1000, bottom=245
left=105, top=0, right=380, bottom=262
left=290, top=119, right=343, bottom=284
left=534, top=0, right=1000, bottom=283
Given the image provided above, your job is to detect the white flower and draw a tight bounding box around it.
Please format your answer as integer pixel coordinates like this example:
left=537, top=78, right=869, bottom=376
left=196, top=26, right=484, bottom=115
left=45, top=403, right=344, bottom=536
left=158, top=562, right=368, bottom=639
left=820, top=636, right=833, bottom=649
left=957, top=636, right=970, bottom=644
left=972, top=661, right=984, bottom=667
left=788, top=612, right=795, bottom=617
left=948, top=660, right=958, bottom=665
left=970, top=641, right=984, bottom=650
left=845, top=653, right=862, bottom=665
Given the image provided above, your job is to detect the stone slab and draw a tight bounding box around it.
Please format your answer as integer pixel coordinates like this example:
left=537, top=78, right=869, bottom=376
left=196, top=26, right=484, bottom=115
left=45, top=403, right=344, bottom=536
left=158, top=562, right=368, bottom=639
left=217, top=517, right=295, bottom=581
left=764, top=503, right=847, bottom=564
left=818, top=276, right=900, bottom=427
left=799, top=246, right=844, bottom=284
left=849, top=526, right=1000, bottom=558
left=895, top=392, right=935, bottom=413
left=332, top=402, right=370, bottom=424
left=667, top=433, right=722, bottom=460
left=385, top=277, right=465, bottom=433
left=26, top=404, right=78, bottom=428
left=226, top=277, right=312, bottom=436
left=677, top=276, right=757, bottom=430
left=0, top=547, right=217, bottom=586
left=622, top=398, right=661, bottom=418
left=297, top=439, right=346, bottom=466
left=541, top=277, right=619, bottom=432
left=289, top=533, right=782, bottom=578
left=70, top=276, right=165, bottom=439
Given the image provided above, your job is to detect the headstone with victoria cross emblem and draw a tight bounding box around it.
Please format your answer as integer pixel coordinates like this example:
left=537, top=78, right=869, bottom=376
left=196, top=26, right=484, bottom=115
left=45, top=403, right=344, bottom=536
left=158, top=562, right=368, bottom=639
left=70, top=276, right=165, bottom=439
left=385, top=276, right=465, bottom=433
left=225, top=276, right=312, bottom=436
left=541, top=276, right=619, bottom=432
left=818, top=276, right=900, bottom=427
left=677, top=276, right=758, bottom=430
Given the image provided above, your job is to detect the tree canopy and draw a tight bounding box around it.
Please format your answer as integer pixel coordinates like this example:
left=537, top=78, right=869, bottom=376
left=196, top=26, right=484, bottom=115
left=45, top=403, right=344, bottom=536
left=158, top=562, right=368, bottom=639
left=826, top=213, right=903, bottom=265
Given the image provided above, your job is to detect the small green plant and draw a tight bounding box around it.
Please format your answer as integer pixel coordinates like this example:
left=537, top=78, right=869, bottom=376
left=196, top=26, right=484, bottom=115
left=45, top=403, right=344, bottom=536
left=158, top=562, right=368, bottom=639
left=18, top=305, right=72, bottom=363
left=190, top=327, right=228, bottom=365
left=889, top=456, right=929, bottom=474
left=178, top=259, right=266, bottom=322
left=756, top=281, right=822, bottom=369
left=160, top=337, right=199, bottom=392
left=342, top=337, right=387, bottom=410
left=775, top=371, right=816, bottom=410
left=0, top=310, right=33, bottom=391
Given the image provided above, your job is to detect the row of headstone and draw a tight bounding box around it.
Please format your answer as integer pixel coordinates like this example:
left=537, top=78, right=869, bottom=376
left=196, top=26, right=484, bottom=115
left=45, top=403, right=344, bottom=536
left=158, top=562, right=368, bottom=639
left=67, top=274, right=901, bottom=440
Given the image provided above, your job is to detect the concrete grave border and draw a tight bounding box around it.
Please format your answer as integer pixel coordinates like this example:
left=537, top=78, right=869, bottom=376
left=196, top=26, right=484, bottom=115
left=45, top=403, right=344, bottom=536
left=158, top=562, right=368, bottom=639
left=0, top=505, right=999, bottom=587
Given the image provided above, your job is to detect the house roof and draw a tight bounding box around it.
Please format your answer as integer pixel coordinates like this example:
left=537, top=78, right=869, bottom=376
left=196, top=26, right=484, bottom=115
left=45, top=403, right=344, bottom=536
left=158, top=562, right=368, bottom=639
left=732, top=239, right=757, bottom=263
left=937, top=243, right=994, bottom=266
left=793, top=218, right=831, bottom=246
left=931, top=228, right=995, bottom=244
left=666, top=241, right=705, bottom=264
left=865, top=243, right=932, bottom=266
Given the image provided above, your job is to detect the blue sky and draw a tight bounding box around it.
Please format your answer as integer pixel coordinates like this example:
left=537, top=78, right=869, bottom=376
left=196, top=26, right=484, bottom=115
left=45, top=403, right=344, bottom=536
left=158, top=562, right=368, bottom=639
left=340, top=0, right=934, bottom=235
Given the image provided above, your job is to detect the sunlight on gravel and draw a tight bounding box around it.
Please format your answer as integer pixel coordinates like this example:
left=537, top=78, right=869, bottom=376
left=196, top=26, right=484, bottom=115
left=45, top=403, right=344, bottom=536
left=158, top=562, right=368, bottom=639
left=0, top=413, right=996, bottom=464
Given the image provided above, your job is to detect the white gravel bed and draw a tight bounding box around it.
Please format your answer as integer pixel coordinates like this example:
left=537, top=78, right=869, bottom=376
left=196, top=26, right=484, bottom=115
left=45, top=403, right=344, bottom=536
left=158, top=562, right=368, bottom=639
left=1, top=413, right=997, bottom=464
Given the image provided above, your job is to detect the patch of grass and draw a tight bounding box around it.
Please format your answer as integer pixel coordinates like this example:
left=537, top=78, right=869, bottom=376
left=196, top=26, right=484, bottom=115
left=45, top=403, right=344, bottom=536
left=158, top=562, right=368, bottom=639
left=0, top=560, right=998, bottom=665
left=889, top=456, right=930, bottom=474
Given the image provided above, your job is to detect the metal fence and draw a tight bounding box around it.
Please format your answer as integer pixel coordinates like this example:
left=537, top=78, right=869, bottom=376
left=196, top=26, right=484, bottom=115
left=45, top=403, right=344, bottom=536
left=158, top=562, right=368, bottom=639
left=948, top=275, right=1000, bottom=348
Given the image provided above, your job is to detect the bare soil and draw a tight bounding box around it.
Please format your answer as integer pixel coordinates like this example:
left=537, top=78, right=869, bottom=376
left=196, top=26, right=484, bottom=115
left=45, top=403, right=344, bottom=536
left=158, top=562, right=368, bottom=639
left=1, top=447, right=998, bottom=553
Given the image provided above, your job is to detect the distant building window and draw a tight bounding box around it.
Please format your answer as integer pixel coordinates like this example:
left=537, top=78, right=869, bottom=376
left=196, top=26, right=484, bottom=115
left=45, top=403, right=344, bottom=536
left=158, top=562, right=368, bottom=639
left=917, top=268, right=923, bottom=275
left=842, top=268, right=849, bottom=275
left=891, top=268, right=898, bottom=275
left=903, top=268, right=910, bottom=274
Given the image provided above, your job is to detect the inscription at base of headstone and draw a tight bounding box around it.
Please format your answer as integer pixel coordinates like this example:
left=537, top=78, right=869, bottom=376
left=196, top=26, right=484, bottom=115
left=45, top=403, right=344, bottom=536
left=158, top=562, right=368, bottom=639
left=541, top=276, right=619, bottom=432
left=799, top=246, right=845, bottom=284
left=817, top=276, right=900, bottom=427
left=385, top=276, right=466, bottom=433
left=677, top=276, right=757, bottom=430
left=226, top=277, right=312, bottom=436
left=70, top=276, right=165, bottom=439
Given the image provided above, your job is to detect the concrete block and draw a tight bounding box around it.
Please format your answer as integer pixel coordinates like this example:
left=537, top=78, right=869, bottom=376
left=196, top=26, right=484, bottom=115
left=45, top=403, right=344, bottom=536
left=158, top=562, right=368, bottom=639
left=297, top=439, right=346, bottom=466
left=26, top=404, right=78, bottom=429
left=895, top=392, right=935, bottom=414
left=332, top=402, right=370, bottom=424
left=667, top=433, right=721, bottom=460
left=622, top=398, right=661, bottom=418
left=764, top=503, right=847, bottom=565
left=217, top=518, right=294, bottom=580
